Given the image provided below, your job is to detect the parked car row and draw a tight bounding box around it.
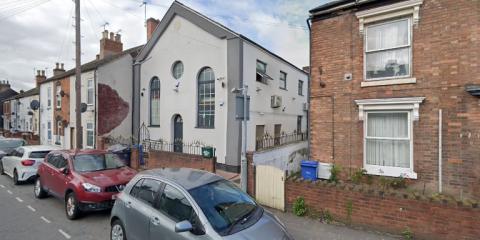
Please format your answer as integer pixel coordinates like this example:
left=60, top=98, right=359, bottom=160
left=0, top=140, right=293, bottom=239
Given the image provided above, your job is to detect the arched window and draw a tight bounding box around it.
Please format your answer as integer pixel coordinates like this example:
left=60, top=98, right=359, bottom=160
left=149, top=77, right=160, bottom=126
left=197, top=67, right=215, bottom=128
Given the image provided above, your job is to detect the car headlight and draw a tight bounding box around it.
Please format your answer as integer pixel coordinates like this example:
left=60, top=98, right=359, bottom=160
left=82, top=183, right=101, bottom=192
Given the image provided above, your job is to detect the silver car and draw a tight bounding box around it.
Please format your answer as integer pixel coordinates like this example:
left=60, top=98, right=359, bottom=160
left=110, top=168, right=293, bottom=240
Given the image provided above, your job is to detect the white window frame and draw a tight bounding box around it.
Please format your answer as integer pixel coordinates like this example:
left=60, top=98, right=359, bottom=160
left=87, top=79, right=94, bottom=106
left=355, top=97, right=425, bottom=179
left=47, top=87, right=52, bottom=108
left=363, top=111, right=415, bottom=178
left=86, top=122, right=94, bottom=148
left=47, top=121, right=52, bottom=142
left=363, top=17, right=412, bottom=82
left=56, top=87, right=62, bottom=109
left=56, top=121, right=62, bottom=145
left=279, top=71, right=287, bottom=90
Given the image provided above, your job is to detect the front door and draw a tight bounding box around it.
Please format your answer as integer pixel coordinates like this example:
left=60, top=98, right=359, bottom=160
left=255, top=125, right=265, bottom=150
left=70, top=128, right=75, bottom=149
left=274, top=124, right=281, bottom=145
left=173, top=115, right=183, bottom=153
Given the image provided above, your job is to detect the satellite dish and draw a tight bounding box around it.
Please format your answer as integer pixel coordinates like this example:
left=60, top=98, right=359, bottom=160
left=60, top=90, right=66, bottom=97
left=30, top=100, right=40, bottom=110
left=80, top=103, right=88, bottom=113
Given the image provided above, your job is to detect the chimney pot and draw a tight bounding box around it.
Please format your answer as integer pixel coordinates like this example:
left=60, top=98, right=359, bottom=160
left=109, top=32, right=114, bottom=40
left=55, top=62, right=59, bottom=69
left=102, top=30, right=108, bottom=39
left=36, top=70, right=41, bottom=76
left=41, top=70, right=45, bottom=76
left=60, top=63, right=64, bottom=70
left=115, top=33, right=121, bottom=42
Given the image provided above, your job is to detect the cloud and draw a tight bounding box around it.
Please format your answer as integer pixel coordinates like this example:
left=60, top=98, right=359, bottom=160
left=0, top=0, right=332, bottom=91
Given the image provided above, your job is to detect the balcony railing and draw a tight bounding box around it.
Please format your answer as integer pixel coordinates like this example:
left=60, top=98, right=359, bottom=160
left=256, top=132, right=307, bottom=151
left=142, top=139, right=216, bottom=157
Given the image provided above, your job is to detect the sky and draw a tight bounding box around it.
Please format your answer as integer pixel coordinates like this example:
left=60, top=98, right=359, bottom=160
left=0, top=0, right=331, bottom=92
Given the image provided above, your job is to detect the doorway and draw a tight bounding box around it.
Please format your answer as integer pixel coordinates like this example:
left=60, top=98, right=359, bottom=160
left=173, top=115, right=183, bottom=153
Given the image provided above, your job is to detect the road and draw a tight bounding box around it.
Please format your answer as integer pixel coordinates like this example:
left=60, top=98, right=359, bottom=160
left=0, top=174, right=109, bottom=240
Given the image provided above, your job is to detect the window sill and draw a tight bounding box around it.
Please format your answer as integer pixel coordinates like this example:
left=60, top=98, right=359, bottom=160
left=195, top=126, right=215, bottom=129
left=364, top=165, right=417, bottom=179
left=148, top=125, right=160, bottom=128
left=279, top=87, right=287, bottom=91
left=361, top=78, right=416, bottom=87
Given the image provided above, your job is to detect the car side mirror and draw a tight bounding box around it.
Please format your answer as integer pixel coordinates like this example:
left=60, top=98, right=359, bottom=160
left=174, top=220, right=193, bottom=233
left=61, top=167, right=69, bottom=175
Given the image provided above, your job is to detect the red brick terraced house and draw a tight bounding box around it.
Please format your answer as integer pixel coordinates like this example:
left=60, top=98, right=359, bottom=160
left=293, top=0, right=480, bottom=238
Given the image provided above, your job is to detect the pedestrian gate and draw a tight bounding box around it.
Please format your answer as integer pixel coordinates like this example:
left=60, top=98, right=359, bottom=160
left=255, top=165, right=285, bottom=211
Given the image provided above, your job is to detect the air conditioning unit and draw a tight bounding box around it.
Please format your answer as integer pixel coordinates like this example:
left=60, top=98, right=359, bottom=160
left=271, top=95, right=282, bottom=108
left=303, top=103, right=308, bottom=111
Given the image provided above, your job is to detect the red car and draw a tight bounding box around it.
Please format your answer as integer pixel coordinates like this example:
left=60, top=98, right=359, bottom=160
left=34, top=149, right=137, bottom=219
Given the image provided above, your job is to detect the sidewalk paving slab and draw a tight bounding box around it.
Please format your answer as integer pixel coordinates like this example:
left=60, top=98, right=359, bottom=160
left=267, top=208, right=400, bottom=240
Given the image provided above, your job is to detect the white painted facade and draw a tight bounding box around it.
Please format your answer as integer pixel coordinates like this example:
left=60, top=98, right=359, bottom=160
left=40, top=82, right=54, bottom=145
left=138, top=10, right=308, bottom=169
left=15, top=94, right=40, bottom=135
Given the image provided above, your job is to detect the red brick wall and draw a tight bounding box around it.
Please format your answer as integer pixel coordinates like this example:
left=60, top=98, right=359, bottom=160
left=247, top=152, right=255, bottom=196
left=310, top=0, right=480, bottom=198
left=146, top=150, right=216, bottom=173
left=286, top=179, right=480, bottom=240
left=97, top=84, right=129, bottom=136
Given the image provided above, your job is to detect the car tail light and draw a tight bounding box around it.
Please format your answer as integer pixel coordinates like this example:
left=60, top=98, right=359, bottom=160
left=21, top=159, right=36, bottom=166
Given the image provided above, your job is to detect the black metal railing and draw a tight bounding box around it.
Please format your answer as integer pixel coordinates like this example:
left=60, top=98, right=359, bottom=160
left=142, top=139, right=216, bottom=157
left=255, top=132, right=307, bottom=151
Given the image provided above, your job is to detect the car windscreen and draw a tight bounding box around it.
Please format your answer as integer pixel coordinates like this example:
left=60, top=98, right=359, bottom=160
left=188, top=180, right=259, bottom=236
left=72, top=153, right=125, bottom=172
left=0, top=140, right=25, bottom=151
left=29, top=151, right=51, bottom=159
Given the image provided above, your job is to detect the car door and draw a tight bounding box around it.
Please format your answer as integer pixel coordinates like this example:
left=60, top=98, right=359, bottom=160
left=49, top=154, right=69, bottom=197
left=1, top=148, right=15, bottom=175
left=4, top=148, right=23, bottom=176
left=150, top=183, right=209, bottom=240
left=41, top=153, right=58, bottom=192
left=124, top=178, right=162, bottom=240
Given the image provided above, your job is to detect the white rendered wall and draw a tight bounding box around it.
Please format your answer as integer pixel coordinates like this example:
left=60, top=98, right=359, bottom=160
left=40, top=82, right=54, bottom=145
left=140, top=15, right=229, bottom=164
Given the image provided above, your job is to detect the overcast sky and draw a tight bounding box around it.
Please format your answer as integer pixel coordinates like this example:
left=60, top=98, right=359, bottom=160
left=0, top=0, right=330, bottom=92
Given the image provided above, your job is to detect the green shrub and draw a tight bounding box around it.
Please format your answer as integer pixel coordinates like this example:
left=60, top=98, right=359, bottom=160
left=320, top=209, right=333, bottom=224
left=351, top=169, right=367, bottom=184
left=402, top=227, right=413, bottom=240
left=293, top=197, right=307, bottom=216
left=329, top=164, right=341, bottom=183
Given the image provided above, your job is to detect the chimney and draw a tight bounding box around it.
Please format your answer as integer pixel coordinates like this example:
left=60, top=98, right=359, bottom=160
left=0, top=80, right=11, bottom=92
left=146, top=18, right=160, bottom=41
left=99, top=29, right=123, bottom=59
left=35, top=70, right=47, bottom=87
left=302, top=66, right=310, bottom=74
left=53, top=62, right=66, bottom=76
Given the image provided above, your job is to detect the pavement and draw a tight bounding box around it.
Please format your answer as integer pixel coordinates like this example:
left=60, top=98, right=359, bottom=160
left=0, top=174, right=399, bottom=240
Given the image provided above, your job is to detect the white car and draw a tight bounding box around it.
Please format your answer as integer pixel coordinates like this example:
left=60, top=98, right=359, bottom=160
left=0, top=145, right=63, bottom=185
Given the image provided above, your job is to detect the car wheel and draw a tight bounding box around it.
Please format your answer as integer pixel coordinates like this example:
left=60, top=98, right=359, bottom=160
left=13, top=169, right=20, bottom=185
left=65, top=192, right=82, bottom=220
left=111, top=219, right=127, bottom=240
left=0, top=161, right=4, bottom=175
left=34, top=177, right=48, bottom=199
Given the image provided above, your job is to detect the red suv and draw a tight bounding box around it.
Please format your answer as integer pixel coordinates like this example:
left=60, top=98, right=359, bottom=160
left=34, top=149, right=137, bottom=219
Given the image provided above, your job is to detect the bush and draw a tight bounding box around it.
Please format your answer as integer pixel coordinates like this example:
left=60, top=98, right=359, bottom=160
left=351, top=169, right=367, bottom=184
left=329, top=164, right=341, bottom=183
left=293, top=196, right=307, bottom=216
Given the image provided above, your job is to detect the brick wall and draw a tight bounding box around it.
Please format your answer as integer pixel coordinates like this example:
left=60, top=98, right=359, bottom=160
left=146, top=150, right=216, bottom=172
left=310, top=0, right=480, bottom=198
left=286, top=179, right=479, bottom=240
left=53, top=77, right=70, bottom=136
left=247, top=152, right=255, bottom=196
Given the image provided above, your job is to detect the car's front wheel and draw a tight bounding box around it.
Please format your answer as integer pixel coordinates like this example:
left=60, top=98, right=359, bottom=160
left=111, top=219, right=127, bottom=240
left=34, top=178, right=48, bottom=199
left=65, top=192, right=81, bottom=220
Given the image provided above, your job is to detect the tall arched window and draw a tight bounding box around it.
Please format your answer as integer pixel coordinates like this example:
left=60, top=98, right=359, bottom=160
left=197, top=67, right=215, bottom=128
left=150, top=77, right=160, bottom=126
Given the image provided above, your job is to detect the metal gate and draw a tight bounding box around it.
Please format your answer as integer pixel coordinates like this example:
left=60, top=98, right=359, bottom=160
left=255, top=165, right=285, bottom=211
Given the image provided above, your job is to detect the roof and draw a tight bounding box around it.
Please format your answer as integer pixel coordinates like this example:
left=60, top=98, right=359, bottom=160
left=137, top=1, right=307, bottom=75
left=139, top=168, right=224, bottom=190
left=21, top=145, right=63, bottom=152
left=309, top=0, right=399, bottom=17
left=4, top=87, right=39, bottom=101
left=0, top=89, right=18, bottom=102
left=42, top=45, right=144, bottom=84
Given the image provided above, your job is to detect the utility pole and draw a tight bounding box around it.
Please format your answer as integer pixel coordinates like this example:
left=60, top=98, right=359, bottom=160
left=240, top=85, right=248, bottom=192
left=75, top=0, right=82, bottom=149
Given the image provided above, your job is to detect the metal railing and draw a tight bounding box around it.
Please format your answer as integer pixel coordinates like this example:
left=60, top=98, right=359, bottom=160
left=142, top=139, right=216, bottom=157
left=255, top=132, right=307, bottom=151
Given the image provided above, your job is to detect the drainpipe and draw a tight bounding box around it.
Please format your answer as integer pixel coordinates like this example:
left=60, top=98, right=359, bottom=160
left=438, top=109, right=442, bottom=193
left=306, top=17, right=312, bottom=160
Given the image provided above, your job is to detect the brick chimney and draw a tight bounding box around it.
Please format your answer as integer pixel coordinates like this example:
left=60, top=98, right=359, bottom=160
left=99, top=30, right=123, bottom=59
left=146, top=18, right=160, bottom=41
left=0, top=80, right=11, bottom=92
left=53, top=62, right=66, bottom=76
left=35, top=70, right=46, bottom=87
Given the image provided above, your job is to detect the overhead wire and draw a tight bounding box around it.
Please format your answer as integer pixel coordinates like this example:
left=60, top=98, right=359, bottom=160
left=0, top=0, right=51, bottom=22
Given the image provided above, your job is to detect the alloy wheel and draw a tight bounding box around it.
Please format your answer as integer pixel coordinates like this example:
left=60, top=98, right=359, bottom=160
left=111, top=224, right=124, bottom=240
left=34, top=179, right=41, bottom=197
left=66, top=196, right=75, bottom=217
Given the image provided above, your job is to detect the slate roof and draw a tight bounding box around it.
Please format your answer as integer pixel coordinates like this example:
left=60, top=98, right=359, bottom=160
left=42, top=45, right=144, bottom=84
left=4, top=87, right=39, bottom=101
left=0, top=89, right=18, bottom=102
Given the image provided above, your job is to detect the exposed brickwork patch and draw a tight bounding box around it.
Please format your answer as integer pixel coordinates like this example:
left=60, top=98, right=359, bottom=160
left=97, top=83, right=129, bottom=135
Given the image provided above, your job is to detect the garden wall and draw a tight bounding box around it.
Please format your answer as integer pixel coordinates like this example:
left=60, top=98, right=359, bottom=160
left=286, top=178, right=479, bottom=240
left=146, top=150, right=215, bottom=172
